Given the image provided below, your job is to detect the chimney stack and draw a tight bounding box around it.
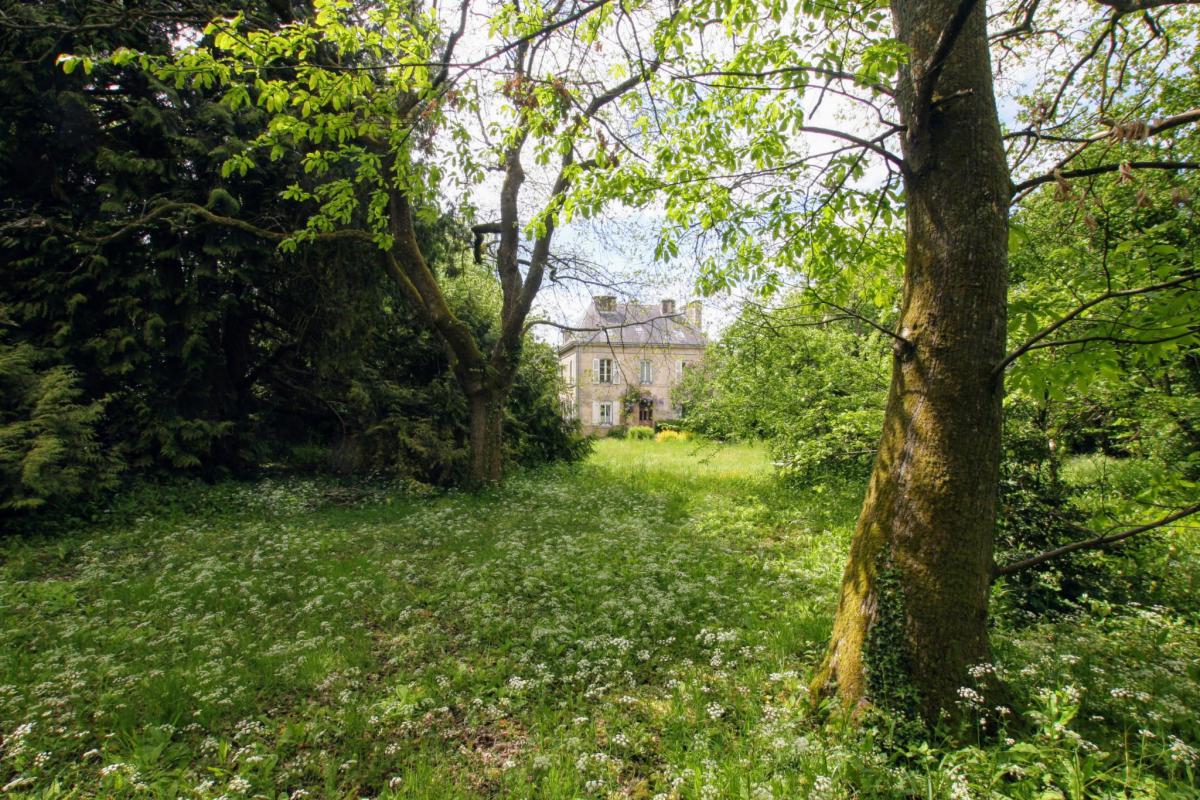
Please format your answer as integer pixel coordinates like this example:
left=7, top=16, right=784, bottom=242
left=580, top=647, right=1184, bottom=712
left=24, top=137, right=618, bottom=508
left=685, top=300, right=702, bottom=330
left=661, top=298, right=676, bottom=316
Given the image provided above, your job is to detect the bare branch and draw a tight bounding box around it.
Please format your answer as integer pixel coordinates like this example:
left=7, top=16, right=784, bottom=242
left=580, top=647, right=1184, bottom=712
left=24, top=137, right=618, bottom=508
left=675, top=66, right=894, bottom=97
left=800, top=126, right=907, bottom=170
left=994, top=502, right=1200, bottom=577
left=803, top=288, right=913, bottom=351
left=525, top=312, right=684, bottom=334
left=472, top=222, right=503, bottom=264
left=1093, top=0, right=1200, bottom=12
left=431, top=0, right=471, bottom=90
left=1137, top=106, right=1200, bottom=136
left=1014, top=160, right=1200, bottom=194
left=1009, top=325, right=1199, bottom=353
left=990, top=0, right=1042, bottom=42
left=1045, top=16, right=1117, bottom=124
left=1013, top=108, right=1200, bottom=198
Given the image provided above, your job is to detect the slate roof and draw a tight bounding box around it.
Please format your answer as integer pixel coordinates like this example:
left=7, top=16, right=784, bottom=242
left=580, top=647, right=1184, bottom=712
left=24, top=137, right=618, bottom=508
left=559, top=300, right=706, bottom=352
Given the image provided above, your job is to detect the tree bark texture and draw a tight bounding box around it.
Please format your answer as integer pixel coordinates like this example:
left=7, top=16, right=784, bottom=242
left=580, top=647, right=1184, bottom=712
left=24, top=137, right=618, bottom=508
left=383, top=188, right=516, bottom=486
left=467, top=391, right=505, bottom=486
left=812, top=0, right=1012, bottom=723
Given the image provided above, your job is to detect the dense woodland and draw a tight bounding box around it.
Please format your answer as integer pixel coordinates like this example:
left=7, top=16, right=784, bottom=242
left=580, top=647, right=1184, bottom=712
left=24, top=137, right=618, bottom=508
left=0, top=0, right=586, bottom=512
left=1, top=0, right=1199, bottom=797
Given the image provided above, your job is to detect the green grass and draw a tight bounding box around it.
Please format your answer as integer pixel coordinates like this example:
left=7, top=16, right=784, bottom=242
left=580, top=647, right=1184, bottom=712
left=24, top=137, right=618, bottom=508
left=1, top=440, right=1197, bottom=798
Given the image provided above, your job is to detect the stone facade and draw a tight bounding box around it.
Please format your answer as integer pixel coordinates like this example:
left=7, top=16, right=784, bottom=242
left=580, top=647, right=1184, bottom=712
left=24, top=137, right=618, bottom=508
left=558, top=297, right=706, bottom=434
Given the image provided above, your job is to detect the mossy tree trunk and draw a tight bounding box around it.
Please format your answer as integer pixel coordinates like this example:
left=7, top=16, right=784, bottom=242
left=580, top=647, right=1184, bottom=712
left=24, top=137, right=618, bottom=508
left=812, top=0, right=1012, bottom=723
left=467, top=390, right=506, bottom=486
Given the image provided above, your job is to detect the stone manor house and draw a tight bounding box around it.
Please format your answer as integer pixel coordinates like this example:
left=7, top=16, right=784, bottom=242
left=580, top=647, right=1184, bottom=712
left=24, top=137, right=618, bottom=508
left=558, top=296, right=706, bottom=434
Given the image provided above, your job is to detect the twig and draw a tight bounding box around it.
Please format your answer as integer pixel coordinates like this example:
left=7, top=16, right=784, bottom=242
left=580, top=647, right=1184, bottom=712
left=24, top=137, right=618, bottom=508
left=995, top=502, right=1200, bottom=577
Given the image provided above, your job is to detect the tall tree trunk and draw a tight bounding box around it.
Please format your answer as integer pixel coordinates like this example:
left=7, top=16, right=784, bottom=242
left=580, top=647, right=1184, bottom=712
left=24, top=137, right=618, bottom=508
left=812, top=0, right=1012, bottom=723
left=467, top=390, right=504, bottom=486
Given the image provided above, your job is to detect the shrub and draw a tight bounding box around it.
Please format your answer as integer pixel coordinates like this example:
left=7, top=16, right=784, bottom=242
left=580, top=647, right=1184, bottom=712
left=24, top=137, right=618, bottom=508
left=606, top=424, right=629, bottom=439
left=628, top=426, right=655, bottom=440
left=993, top=397, right=1164, bottom=620
left=286, top=443, right=332, bottom=473
left=655, top=429, right=692, bottom=442
left=675, top=298, right=890, bottom=484
left=502, top=342, right=592, bottom=468
left=269, top=310, right=588, bottom=485
left=0, top=335, right=122, bottom=513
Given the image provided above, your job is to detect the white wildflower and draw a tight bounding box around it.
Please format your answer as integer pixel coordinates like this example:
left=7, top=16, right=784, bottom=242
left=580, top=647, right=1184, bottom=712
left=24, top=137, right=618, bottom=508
left=957, top=687, right=984, bottom=704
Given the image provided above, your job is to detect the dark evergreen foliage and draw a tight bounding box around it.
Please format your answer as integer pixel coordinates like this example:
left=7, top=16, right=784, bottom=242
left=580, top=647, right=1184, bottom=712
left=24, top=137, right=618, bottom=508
left=0, top=1, right=583, bottom=513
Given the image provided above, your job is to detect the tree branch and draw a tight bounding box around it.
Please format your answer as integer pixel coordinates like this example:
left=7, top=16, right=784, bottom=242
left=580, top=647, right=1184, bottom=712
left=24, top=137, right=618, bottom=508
left=1092, top=0, right=1200, bottom=12
left=913, top=0, right=984, bottom=124
left=525, top=312, right=685, bottom=335
left=803, top=288, right=913, bottom=351
left=4, top=202, right=373, bottom=246
left=676, top=66, right=894, bottom=97
left=487, top=58, right=661, bottom=377
left=1013, top=160, right=1200, bottom=193
left=1013, top=107, right=1200, bottom=196
left=472, top=222, right=503, bottom=264
left=431, top=0, right=471, bottom=91
left=993, top=270, right=1200, bottom=377
left=994, top=502, right=1200, bottom=577
left=1009, top=325, right=1199, bottom=355
left=388, top=192, right=491, bottom=392
left=990, top=0, right=1042, bottom=42
left=800, top=126, right=907, bottom=170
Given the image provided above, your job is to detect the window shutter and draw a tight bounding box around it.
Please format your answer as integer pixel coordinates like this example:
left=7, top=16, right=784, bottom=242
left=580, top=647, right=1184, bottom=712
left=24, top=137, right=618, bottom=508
left=592, top=358, right=599, bottom=384
left=613, top=362, right=621, bottom=384
left=647, top=362, right=654, bottom=384
left=592, top=401, right=600, bottom=424
left=675, top=360, right=684, bottom=380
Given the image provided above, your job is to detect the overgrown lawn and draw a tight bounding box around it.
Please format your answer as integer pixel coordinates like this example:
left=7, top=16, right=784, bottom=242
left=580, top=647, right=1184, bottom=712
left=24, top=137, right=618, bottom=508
left=1, top=440, right=1197, bottom=798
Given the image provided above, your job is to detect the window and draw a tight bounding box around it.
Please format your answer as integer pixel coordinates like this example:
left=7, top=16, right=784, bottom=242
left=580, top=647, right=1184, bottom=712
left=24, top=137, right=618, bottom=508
left=638, top=403, right=653, bottom=423
left=592, top=357, right=619, bottom=384
left=639, top=359, right=653, bottom=384
left=598, top=402, right=614, bottom=426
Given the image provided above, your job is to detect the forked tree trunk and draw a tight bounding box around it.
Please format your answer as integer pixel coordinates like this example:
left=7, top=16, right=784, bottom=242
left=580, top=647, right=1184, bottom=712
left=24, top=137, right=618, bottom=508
left=812, top=0, right=1012, bottom=723
left=467, top=390, right=505, bottom=486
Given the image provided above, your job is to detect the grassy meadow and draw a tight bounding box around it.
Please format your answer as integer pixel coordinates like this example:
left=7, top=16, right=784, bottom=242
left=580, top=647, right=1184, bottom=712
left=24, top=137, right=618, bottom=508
left=1, top=439, right=1198, bottom=798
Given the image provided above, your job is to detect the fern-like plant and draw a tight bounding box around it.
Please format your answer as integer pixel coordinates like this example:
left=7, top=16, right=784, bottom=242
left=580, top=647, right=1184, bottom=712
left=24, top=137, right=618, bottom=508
left=0, top=332, right=122, bottom=512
